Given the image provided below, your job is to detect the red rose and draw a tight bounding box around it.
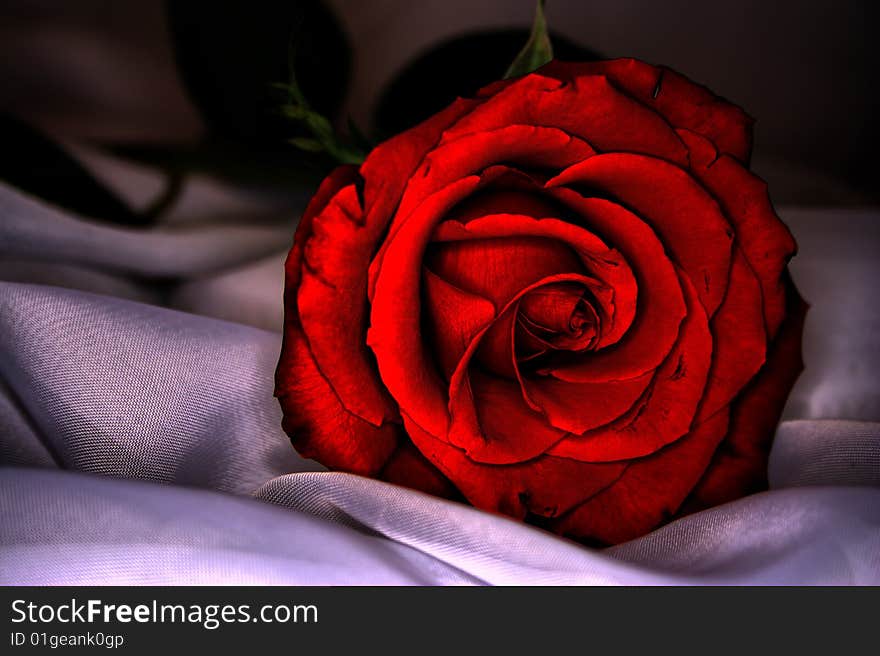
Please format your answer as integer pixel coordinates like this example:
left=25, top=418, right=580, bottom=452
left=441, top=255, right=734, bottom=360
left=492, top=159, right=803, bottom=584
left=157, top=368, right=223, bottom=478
left=275, top=59, right=806, bottom=545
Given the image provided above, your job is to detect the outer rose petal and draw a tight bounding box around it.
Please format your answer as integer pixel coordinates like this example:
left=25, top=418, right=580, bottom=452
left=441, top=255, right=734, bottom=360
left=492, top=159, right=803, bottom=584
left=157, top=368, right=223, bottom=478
left=541, top=59, right=754, bottom=162
left=290, top=96, right=497, bottom=425
left=405, top=412, right=626, bottom=519
left=297, top=183, right=399, bottom=425
left=685, top=279, right=807, bottom=510
left=361, top=96, right=481, bottom=239
left=369, top=176, right=484, bottom=441
left=677, top=128, right=796, bottom=337
left=361, top=96, right=484, bottom=302
left=442, top=72, right=689, bottom=165
left=276, top=165, right=359, bottom=399
left=694, top=248, right=767, bottom=422
left=277, top=168, right=400, bottom=474
left=380, top=442, right=459, bottom=499
left=550, top=408, right=730, bottom=545
left=276, top=323, right=399, bottom=476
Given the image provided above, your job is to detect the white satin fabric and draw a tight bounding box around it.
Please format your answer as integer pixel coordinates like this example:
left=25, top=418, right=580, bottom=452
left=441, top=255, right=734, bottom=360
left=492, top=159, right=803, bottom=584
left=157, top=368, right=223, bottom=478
left=1, top=170, right=878, bottom=585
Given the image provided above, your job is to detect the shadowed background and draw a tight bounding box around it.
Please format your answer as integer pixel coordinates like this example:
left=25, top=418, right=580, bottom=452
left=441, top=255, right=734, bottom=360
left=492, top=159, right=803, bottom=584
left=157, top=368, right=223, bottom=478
left=0, top=0, right=877, bottom=208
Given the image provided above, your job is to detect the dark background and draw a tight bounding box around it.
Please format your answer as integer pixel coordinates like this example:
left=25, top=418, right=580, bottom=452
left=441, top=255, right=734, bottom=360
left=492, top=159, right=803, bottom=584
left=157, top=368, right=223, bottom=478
left=0, top=0, right=876, bottom=220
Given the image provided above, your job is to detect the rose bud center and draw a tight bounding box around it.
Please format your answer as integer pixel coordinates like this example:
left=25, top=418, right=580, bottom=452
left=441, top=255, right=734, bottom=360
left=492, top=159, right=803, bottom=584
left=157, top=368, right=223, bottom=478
left=516, top=282, right=600, bottom=359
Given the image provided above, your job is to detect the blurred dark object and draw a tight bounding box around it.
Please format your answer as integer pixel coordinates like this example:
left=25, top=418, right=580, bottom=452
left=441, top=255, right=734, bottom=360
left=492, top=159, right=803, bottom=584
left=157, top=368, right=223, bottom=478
left=375, top=29, right=600, bottom=138
left=166, top=0, right=350, bottom=144
left=110, top=139, right=327, bottom=193
left=0, top=114, right=145, bottom=225
left=0, top=0, right=204, bottom=143
left=0, top=0, right=349, bottom=226
left=0, top=0, right=876, bottom=207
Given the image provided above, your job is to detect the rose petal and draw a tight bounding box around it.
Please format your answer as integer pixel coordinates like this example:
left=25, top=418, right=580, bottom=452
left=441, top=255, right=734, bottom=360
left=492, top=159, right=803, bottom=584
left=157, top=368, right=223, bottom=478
left=405, top=412, right=626, bottom=519
left=549, top=152, right=734, bottom=317
left=427, top=233, right=585, bottom=309
left=298, top=183, right=400, bottom=425
left=541, top=59, right=754, bottom=162
left=685, top=279, right=807, bottom=510
left=385, top=124, right=596, bottom=255
left=380, top=441, right=459, bottom=499
left=361, top=96, right=480, bottom=256
left=276, top=165, right=359, bottom=400
left=368, top=176, right=483, bottom=440
left=445, top=188, right=564, bottom=223
left=423, top=267, right=496, bottom=380
left=516, top=313, right=569, bottom=358
left=550, top=408, right=730, bottom=545
left=442, top=72, right=689, bottom=165
left=370, top=136, right=601, bottom=442
left=522, top=368, right=653, bottom=435
left=547, top=270, right=712, bottom=461
left=448, top=369, right=568, bottom=464
left=276, top=322, right=399, bottom=476
left=473, top=302, right=519, bottom=380
left=695, top=248, right=767, bottom=422
left=678, top=128, right=797, bottom=338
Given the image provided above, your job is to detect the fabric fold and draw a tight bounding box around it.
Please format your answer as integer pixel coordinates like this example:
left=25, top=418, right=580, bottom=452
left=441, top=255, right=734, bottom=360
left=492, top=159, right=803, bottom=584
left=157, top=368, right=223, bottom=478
left=1, top=186, right=878, bottom=584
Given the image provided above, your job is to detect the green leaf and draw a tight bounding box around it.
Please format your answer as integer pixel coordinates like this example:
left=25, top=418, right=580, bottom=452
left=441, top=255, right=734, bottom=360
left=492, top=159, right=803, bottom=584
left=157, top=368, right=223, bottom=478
left=504, top=0, right=554, bottom=79
left=270, top=82, right=295, bottom=94
left=286, top=39, right=308, bottom=107
left=277, top=23, right=368, bottom=166
left=280, top=103, right=309, bottom=120
left=289, top=137, right=324, bottom=152
left=303, top=112, right=334, bottom=140
left=326, top=144, right=368, bottom=165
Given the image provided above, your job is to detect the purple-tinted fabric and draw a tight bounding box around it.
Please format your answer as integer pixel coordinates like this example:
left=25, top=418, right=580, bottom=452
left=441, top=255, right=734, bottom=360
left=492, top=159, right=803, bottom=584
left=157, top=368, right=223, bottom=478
left=1, top=174, right=878, bottom=585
